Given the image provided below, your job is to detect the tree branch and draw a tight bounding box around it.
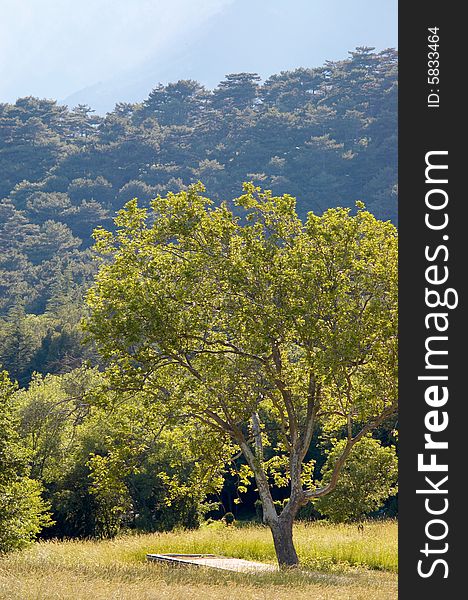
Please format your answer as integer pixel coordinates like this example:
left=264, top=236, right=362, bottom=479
left=269, top=341, right=299, bottom=445
left=251, top=411, right=264, bottom=462
left=299, top=374, right=320, bottom=462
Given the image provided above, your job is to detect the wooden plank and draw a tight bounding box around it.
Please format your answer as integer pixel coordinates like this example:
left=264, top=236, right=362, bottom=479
left=146, top=553, right=277, bottom=573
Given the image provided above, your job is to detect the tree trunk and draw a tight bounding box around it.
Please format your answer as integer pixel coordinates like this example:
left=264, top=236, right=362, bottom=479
left=269, top=516, right=299, bottom=568
left=237, top=436, right=300, bottom=567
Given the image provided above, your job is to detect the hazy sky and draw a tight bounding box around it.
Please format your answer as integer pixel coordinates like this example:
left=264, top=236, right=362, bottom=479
left=1, top=0, right=397, bottom=108
left=0, top=0, right=232, bottom=100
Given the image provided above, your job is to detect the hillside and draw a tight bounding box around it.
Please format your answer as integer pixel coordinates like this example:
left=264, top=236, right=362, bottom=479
left=0, top=47, right=397, bottom=383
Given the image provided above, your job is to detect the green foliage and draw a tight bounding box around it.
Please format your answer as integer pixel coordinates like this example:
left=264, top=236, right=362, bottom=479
left=14, top=367, right=227, bottom=539
left=0, top=302, right=93, bottom=387
left=0, top=371, right=53, bottom=553
left=85, top=182, right=397, bottom=542
left=87, top=452, right=133, bottom=538
left=0, top=49, right=398, bottom=550
left=0, top=372, right=24, bottom=484
left=314, top=437, right=398, bottom=523
left=0, top=477, right=53, bottom=554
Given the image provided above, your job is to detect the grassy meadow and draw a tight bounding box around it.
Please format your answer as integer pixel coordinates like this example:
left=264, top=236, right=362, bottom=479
left=0, top=521, right=397, bottom=599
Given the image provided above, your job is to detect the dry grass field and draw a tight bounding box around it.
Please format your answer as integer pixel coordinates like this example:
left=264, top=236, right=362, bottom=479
left=0, top=521, right=397, bottom=600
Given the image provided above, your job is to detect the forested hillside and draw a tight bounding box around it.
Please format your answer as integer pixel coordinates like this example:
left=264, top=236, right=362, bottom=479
left=0, top=48, right=397, bottom=302
left=0, top=47, right=396, bottom=381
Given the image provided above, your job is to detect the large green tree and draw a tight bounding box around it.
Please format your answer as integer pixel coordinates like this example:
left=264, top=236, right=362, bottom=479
left=85, top=184, right=398, bottom=567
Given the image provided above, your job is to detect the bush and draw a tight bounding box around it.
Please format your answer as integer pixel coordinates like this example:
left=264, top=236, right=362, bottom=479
left=0, top=478, right=53, bottom=553
left=0, top=370, right=53, bottom=552
left=314, top=436, right=398, bottom=523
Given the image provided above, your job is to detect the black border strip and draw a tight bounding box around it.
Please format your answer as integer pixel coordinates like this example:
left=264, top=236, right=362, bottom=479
left=399, top=3, right=465, bottom=596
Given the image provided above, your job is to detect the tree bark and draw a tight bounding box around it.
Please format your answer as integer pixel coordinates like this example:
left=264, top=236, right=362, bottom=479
left=269, top=515, right=299, bottom=568
left=237, top=424, right=301, bottom=567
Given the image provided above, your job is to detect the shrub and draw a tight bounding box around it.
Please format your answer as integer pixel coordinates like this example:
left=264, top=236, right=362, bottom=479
left=314, top=437, right=398, bottom=523
left=0, top=371, right=53, bottom=553
left=0, top=478, right=53, bottom=553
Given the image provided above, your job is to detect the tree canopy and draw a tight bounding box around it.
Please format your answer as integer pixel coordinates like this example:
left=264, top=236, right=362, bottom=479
left=85, top=183, right=398, bottom=566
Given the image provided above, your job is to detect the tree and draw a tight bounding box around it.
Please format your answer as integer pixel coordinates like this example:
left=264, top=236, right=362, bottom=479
left=85, top=184, right=397, bottom=567
left=314, top=436, right=398, bottom=523
left=14, top=367, right=226, bottom=539
left=212, top=73, right=261, bottom=111
left=0, top=371, right=52, bottom=553
left=140, top=80, right=208, bottom=126
left=262, top=68, right=325, bottom=112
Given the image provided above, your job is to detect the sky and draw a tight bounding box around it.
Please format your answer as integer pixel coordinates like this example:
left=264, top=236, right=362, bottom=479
left=0, top=0, right=397, bottom=113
